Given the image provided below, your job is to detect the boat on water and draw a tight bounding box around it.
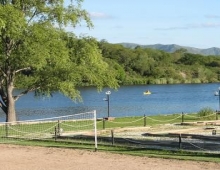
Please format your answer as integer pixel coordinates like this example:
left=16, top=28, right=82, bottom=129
left=143, top=90, right=151, bottom=95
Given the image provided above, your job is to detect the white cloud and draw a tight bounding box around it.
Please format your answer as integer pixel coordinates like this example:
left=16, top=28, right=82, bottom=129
left=155, top=22, right=220, bottom=30
left=205, top=15, right=220, bottom=19
left=200, top=22, right=220, bottom=27
left=89, top=12, right=112, bottom=19
left=154, top=26, right=189, bottom=30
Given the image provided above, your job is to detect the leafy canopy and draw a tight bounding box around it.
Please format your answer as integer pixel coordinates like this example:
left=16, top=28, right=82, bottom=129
left=0, top=0, right=118, bottom=104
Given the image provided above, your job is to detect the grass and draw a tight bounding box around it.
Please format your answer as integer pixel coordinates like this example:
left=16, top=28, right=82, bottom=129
left=98, top=112, right=212, bottom=129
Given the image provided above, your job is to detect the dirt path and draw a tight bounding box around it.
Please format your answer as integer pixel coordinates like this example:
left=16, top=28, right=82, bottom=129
left=1, top=144, right=220, bottom=170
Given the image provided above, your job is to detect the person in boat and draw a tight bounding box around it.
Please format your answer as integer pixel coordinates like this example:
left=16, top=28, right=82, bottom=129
left=144, top=90, right=151, bottom=94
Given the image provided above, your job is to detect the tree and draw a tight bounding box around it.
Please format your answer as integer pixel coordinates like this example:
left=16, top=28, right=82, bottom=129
left=0, top=0, right=118, bottom=122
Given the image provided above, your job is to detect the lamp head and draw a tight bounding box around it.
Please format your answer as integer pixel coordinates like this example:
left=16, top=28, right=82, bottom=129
left=106, top=91, right=111, bottom=95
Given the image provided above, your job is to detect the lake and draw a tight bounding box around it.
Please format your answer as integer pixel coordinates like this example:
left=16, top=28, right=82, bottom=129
left=0, top=83, right=220, bottom=122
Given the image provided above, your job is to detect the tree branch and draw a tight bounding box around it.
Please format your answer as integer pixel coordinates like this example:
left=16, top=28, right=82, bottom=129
left=14, top=87, right=40, bottom=101
left=0, top=67, right=7, bottom=77
left=15, top=67, right=31, bottom=74
left=0, top=82, right=7, bottom=114
left=0, top=81, right=7, bottom=102
left=27, top=9, right=38, bottom=24
left=0, top=100, right=7, bottom=114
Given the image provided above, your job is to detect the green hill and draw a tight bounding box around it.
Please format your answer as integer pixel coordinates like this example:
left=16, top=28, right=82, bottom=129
left=119, top=43, right=220, bottom=56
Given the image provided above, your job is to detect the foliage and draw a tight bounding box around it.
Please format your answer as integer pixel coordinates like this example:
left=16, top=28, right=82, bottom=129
left=197, top=107, right=216, bottom=120
left=0, top=1, right=118, bottom=122
left=98, top=41, right=220, bottom=85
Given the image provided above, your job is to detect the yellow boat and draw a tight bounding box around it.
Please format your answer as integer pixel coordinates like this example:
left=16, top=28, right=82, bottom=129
left=143, top=90, right=151, bottom=95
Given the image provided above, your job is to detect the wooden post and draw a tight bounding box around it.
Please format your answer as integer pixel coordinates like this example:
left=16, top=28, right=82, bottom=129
left=212, top=129, right=216, bottom=135
left=181, top=112, right=184, bottom=124
left=5, top=123, right=8, bottom=137
left=179, top=134, right=182, bottom=149
left=216, top=110, right=218, bottom=120
left=54, top=126, right=57, bottom=142
left=111, top=130, right=114, bottom=146
left=57, top=120, right=60, bottom=136
left=103, top=118, right=105, bottom=129
left=144, top=114, right=146, bottom=127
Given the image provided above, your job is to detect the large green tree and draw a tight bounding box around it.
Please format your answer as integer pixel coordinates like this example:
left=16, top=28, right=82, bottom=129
left=0, top=0, right=118, bottom=122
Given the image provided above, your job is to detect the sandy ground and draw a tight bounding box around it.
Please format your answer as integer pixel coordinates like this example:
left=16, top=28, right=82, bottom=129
left=1, top=144, right=220, bottom=170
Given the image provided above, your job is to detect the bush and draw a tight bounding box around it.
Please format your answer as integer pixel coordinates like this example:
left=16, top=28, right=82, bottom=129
left=197, top=107, right=215, bottom=120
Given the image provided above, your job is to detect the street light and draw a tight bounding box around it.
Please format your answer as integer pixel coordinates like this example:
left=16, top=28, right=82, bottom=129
left=214, top=87, right=220, bottom=111
left=104, top=91, right=111, bottom=118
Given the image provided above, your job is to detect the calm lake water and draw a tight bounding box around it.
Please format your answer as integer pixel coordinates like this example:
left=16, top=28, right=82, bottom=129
left=0, top=83, right=220, bottom=122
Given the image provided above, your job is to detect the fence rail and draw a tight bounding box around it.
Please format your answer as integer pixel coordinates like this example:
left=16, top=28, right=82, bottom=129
left=100, top=111, right=220, bottom=129
left=61, top=130, right=220, bottom=153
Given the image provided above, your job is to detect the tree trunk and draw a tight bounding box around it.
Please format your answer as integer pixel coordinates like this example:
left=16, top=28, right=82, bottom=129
left=6, top=85, right=16, bottom=122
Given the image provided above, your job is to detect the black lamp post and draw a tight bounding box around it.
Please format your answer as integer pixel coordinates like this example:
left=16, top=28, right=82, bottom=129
left=218, top=87, right=220, bottom=120
left=105, top=91, right=111, bottom=118
left=215, top=87, right=220, bottom=111
left=218, top=88, right=220, bottom=112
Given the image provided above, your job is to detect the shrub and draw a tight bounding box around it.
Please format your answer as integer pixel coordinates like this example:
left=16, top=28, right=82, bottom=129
left=197, top=107, right=215, bottom=120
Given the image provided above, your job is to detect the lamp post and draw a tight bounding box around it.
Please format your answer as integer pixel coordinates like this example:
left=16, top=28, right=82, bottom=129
left=215, top=87, right=220, bottom=111
left=218, top=87, right=220, bottom=112
left=104, top=91, right=111, bottom=118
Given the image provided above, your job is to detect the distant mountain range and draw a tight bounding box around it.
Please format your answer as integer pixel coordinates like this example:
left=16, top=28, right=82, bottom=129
left=119, top=43, right=220, bottom=56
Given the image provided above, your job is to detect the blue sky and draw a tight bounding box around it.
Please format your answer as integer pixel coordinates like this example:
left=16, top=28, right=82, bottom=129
left=69, top=0, right=220, bottom=49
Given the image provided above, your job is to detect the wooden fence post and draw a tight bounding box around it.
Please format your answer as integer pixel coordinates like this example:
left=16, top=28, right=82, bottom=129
left=179, top=134, right=182, bottom=149
left=5, top=123, right=8, bottom=137
left=103, top=118, right=105, bottom=129
left=57, top=120, right=61, bottom=136
left=144, top=114, right=146, bottom=127
left=111, top=130, right=114, bottom=146
left=181, top=112, right=184, bottom=124
left=216, top=110, right=218, bottom=120
left=54, top=126, right=57, bottom=142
